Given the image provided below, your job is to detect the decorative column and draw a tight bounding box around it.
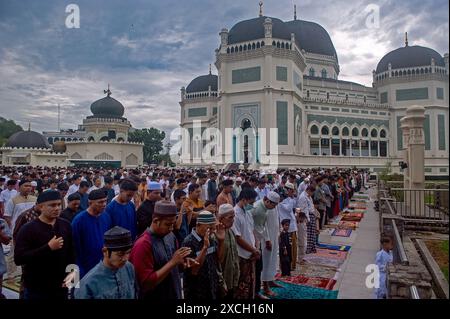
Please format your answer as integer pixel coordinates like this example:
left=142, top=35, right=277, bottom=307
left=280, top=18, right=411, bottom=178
left=400, top=116, right=411, bottom=189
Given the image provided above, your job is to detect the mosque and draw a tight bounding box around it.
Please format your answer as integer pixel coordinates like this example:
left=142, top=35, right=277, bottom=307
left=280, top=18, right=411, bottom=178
left=179, top=4, right=449, bottom=177
left=0, top=87, right=144, bottom=168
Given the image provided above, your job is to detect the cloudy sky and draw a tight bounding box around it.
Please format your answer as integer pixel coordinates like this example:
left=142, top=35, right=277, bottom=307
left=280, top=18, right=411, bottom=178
left=0, top=0, right=448, bottom=136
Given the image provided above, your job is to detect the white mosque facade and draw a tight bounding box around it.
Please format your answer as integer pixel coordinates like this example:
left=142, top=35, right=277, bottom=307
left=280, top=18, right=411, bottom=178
left=179, top=13, right=449, bottom=177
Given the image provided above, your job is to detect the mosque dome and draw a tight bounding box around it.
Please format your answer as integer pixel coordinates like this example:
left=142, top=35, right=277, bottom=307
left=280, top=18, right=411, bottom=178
left=186, top=74, right=218, bottom=93
left=376, top=45, right=445, bottom=73
left=90, top=93, right=125, bottom=118
left=6, top=130, right=50, bottom=149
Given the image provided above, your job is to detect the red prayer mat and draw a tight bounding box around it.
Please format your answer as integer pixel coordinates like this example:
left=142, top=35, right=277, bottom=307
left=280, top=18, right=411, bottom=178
left=315, top=248, right=348, bottom=260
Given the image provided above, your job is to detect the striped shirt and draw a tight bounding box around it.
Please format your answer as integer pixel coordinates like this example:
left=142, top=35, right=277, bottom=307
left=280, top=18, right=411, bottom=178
left=4, top=194, right=36, bottom=230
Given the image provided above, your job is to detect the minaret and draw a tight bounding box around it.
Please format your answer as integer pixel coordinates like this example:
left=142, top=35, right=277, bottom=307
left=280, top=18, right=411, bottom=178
left=294, top=4, right=297, bottom=20
left=405, top=32, right=409, bottom=47
left=259, top=1, right=263, bottom=17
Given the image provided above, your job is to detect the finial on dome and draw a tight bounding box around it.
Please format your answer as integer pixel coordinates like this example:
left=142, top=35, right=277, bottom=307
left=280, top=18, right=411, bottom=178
left=209, top=64, right=212, bottom=75
left=405, top=32, right=408, bottom=47
left=104, top=84, right=112, bottom=97
left=28, top=122, right=31, bottom=131
left=294, top=4, right=297, bottom=20
left=259, top=1, right=263, bottom=17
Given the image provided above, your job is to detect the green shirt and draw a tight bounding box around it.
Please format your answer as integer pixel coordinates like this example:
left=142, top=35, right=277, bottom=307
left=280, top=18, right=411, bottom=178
left=221, top=229, right=240, bottom=290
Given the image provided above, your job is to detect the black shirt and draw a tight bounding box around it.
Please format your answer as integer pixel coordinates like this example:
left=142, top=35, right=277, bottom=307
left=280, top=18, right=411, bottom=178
left=136, top=200, right=156, bottom=236
left=14, top=218, right=75, bottom=295
left=60, top=207, right=80, bottom=223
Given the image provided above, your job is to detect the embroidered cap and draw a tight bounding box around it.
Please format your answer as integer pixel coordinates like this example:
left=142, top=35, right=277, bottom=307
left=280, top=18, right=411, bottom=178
left=197, top=211, right=216, bottom=224
left=104, top=226, right=133, bottom=251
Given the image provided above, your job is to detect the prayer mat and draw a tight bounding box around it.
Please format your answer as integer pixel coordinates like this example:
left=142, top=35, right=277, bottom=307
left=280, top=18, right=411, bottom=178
left=341, top=214, right=363, bottom=222
left=297, top=263, right=338, bottom=278
left=338, top=221, right=359, bottom=230
left=3, top=276, right=21, bottom=293
left=303, top=254, right=345, bottom=269
left=270, top=281, right=338, bottom=299
left=315, top=248, right=348, bottom=260
left=331, top=228, right=352, bottom=237
left=317, top=243, right=351, bottom=252
left=275, top=274, right=337, bottom=290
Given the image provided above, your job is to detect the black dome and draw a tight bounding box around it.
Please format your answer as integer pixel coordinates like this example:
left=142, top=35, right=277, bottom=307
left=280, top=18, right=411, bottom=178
left=6, top=130, right=50, bottom=149
left=376, top=45, right=445, bottom=73
left=90, top=96, right=125, bottom=118
left=285, top=20, right=338, bottom=60
left=228, top=16, right=293, bottom=45
left=186, top=74, right=218, bottom=93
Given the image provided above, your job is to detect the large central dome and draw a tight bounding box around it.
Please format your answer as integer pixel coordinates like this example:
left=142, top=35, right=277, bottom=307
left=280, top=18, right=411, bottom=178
left=90, top=95, right=125, bottom=118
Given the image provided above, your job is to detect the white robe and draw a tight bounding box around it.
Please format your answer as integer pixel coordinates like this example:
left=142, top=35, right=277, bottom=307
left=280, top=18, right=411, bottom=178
left=261, top=206, right=280, bottom=282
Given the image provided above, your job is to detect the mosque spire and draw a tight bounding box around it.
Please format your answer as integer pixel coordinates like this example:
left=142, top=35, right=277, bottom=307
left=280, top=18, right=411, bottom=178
left=104, top=84, right=112, bottom=97
left=28, top=122, right=31, bottom=131
left=405, top=32, right=409, bottom=47
left=294, top=4, right=297, bottom=20
left=259, top=1, right=263, bottom=17
left=209, top=64, right=212, bottom=75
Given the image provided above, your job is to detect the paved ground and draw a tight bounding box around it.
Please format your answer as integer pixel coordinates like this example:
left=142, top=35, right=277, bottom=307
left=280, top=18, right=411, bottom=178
left=334, top=187, right=380, bottom=299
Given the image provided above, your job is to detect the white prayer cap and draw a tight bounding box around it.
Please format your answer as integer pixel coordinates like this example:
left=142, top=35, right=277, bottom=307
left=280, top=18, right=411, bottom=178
left=267, top=191, right=280, bottom=203
left=236, top=177, right=243, bottom=182
left=284, top=182, right=295, bottom=190
left=218, top=204, right=234, bottom=217
left=31, top=181, right=37, bottom=187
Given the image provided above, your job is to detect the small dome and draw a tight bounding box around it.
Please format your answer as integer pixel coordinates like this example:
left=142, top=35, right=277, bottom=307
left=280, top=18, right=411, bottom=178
left=90, top=96, right=125, bottom=118
left=376, top=45, right=445, bottom=73
left=6, top=130, right=50, bottom=149
left=52, top=141, right=67, bottom=153
left=186, top=74, right=218, bottom=93
left=228, top=16, right=293, bottom=45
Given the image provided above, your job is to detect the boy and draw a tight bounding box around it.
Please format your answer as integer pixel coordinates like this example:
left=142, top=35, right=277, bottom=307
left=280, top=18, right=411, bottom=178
left=375, top=234, right=394, bottom=299
left=0, top=218, right=12, bottom=299
left=279, top=219, right=291, bottom=277
left=296, top=208, right=308, bottom=265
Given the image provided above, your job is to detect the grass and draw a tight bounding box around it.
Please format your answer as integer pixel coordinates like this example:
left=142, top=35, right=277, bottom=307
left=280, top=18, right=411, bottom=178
left=425, top=240, right=449, bottom=282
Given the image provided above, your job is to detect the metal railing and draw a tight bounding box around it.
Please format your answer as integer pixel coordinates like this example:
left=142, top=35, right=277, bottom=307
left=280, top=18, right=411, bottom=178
left=389, top=188, right=449, bottom=221
left=410, top=286, right=420, bottom=299
left=392, top=219, right=409, bottom=266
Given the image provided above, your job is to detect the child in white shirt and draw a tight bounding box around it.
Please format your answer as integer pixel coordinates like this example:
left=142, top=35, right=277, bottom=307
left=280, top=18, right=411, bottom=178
left=375, top=235, right=394, bottom=299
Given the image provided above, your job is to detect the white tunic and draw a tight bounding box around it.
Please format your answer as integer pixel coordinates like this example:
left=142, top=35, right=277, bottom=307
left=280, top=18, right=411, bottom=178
left=261, top=206, right=280, bottom=282
left=374, top=249, right=393, bottom=298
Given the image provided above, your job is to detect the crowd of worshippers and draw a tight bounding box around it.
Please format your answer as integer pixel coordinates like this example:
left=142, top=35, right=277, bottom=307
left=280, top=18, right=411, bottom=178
left=0, top=165, right=369, bottom=299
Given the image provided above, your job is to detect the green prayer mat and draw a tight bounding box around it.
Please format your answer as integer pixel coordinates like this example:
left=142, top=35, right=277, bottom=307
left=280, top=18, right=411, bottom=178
left=269, top=281, right=338, bottom=299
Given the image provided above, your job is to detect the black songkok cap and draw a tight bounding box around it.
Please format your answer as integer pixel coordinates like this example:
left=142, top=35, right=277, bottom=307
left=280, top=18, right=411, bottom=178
left=88, top=189, right=107, bottom=200
left=104, top=226, right=133, bottom=251
left=37, top=190, right=61, bottom=204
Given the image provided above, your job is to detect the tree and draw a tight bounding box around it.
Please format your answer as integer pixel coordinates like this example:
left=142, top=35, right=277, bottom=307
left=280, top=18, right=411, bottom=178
left=128, top=128, right=165, bottom=164
left=0, top=117, right=23, bottom=146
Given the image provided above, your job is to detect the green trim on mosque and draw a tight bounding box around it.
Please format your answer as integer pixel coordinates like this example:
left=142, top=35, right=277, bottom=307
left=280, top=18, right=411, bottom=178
left=438, top=114, right=446, bottom=150
left=276, top=66, right=288, bottom=82
left=307, top=114, right=389, bottom=128
left=396, top=88, right=428, bottom=101
left=232, top=66, right=261, bottom=84
left=397, top=116, right=403, bottom=150
left=424, top=115, right=431, bottom=150
left=277, top=101, right=288, bottom=145
left=188, top=107, right=207, bottom=117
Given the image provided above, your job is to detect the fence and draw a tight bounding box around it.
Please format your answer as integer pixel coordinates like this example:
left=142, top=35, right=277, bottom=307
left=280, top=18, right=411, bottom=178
left=388, top=188, right=449, bottom=221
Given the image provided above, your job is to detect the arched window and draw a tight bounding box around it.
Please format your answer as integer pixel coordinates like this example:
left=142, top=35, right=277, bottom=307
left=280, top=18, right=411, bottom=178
left=66, top=138, right=72, bottom=142
left=261, top=41, right=265, bottom=46
left=256, top=42, right=260, bottom=48
left=48, top=137, right=53, bottom=144
left=310, top=125, right=319, bottom=135
left=239, top=45, right=242, bottom=52
left=252, top=43, right=256, bottom=50
left=321, top=126, right=329, bottom=135
left=352, top=128, right=359, bottom=137
left=342, top=127, right=349, bottom=136
left=321, top=69, right=327, bottom=78
left=309, top=68, right=315, bottom=77
left=362, top=128, right=369, bottom=137
left=243, top=44, right=247, bottom=51
left=100, top=136, right=109, bottom=142
left=380, top=129, right=386, bottom=138
left=276, top=42, right=280, bottom=48
left=371, top=129, right=378, bottom=138
left=272, top=41, right=276, bottom=46
left=332, top=127, right=339, bottom=136
left=281, top=42, right=285, bottom=49
left=227, top=48, right=230, bottom=54
left=88, top=136, right=95, bottom=142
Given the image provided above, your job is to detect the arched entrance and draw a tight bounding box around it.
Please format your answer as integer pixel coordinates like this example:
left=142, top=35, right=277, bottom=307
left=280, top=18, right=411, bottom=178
left=233, top=118, right=259, bottom=164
